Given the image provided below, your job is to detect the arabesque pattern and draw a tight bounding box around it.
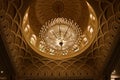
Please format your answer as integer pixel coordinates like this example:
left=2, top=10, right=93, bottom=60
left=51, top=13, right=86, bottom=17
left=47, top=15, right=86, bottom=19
left=0, top=0, right=120, bottom=79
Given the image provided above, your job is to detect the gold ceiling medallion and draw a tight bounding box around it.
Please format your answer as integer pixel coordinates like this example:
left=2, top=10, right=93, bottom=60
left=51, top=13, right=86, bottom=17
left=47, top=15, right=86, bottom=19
left=22, top=1, right=98, bottom=60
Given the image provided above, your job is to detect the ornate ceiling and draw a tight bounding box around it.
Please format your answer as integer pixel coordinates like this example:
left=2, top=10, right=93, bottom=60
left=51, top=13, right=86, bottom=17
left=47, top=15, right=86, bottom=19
left=22, top=1, right=98, bottom=60
left=0, top=0, right=120, bottom=80
left=28, top=0, right=89, bottom=34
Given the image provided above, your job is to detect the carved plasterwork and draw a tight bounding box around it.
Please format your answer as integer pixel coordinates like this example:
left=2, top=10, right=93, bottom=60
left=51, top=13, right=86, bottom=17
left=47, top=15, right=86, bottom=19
left=0, top=0, right=120, bottom=79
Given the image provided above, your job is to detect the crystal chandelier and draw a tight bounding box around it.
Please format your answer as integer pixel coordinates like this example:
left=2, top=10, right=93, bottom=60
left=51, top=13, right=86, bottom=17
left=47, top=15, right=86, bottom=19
left=39, top=18, right=82, bottom=51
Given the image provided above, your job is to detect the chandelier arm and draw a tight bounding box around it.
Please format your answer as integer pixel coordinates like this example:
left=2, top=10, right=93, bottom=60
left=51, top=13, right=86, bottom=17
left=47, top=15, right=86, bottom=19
left=63, top=25, right=70, bottom=38
left=59, top=24, right=61, bottom=38
left=52, top=31, right=58, bottom=39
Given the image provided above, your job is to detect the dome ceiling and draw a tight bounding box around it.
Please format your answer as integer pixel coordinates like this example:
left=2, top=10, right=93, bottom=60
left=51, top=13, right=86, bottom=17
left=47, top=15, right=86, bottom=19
left=29, top=0, right=89, bottom=35
left=22, top=0, right=98, bottom=60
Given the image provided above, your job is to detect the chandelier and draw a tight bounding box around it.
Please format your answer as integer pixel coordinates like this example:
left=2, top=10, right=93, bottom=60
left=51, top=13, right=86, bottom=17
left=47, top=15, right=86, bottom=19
left=39, top=18, right=82, bottom=51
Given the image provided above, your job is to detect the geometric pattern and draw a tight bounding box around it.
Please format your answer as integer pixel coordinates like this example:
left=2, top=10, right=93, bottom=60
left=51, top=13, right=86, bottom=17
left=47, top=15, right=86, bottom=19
left=0, top=0, right=120, bottom=79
